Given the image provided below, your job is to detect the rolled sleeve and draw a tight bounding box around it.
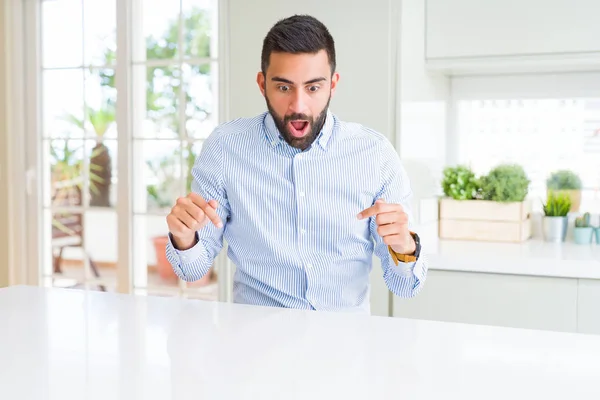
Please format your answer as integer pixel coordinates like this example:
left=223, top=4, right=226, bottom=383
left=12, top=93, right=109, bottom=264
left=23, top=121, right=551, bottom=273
left=165, top=232, right=213, bottom=281
left=385, top=253, right=428, bottom=297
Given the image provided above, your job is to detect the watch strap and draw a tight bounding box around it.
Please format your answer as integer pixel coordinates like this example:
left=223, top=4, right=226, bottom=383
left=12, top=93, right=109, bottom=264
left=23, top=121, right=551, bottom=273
left=387, top=231, right=420, bottom=265
left=388, top=246, right=417, bottom=265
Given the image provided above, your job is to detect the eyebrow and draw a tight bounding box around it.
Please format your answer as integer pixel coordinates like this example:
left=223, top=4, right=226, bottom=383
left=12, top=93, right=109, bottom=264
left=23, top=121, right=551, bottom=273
left=271, top=76, right=327, bottom=85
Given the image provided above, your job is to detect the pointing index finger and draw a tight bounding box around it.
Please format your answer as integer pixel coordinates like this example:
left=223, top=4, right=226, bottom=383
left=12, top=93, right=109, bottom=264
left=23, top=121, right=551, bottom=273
left=357, top=199, right=397, bottom=220
left=357, top=204, right=381, bottom=220
left=189, top=193, right=223, bottom=228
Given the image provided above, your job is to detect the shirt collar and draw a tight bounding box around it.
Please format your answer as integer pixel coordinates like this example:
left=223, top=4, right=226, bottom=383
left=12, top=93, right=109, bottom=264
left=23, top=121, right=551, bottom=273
left=264, top=109, right=335, bottom=151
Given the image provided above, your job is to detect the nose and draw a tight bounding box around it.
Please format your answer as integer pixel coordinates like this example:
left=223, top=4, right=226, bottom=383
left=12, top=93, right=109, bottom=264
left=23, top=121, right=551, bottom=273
left=288, top=90, right=308, bottom=115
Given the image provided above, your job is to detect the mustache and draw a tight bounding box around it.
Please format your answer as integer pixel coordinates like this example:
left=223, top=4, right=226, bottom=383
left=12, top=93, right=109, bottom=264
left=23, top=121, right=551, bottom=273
left=284, top=113, right=312, bottom=123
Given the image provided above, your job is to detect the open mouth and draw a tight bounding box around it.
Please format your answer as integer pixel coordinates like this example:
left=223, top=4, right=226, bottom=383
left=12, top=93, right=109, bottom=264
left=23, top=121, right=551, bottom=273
left=288, top=120, right=310, bottom=138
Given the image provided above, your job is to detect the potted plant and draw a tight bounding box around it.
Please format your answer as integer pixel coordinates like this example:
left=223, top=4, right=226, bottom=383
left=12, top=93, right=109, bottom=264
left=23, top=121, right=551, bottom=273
left=542, top=191, right=572, bottom=242
left=573, top=212, right=594, bottom=245
left=441, top=165, right=481, bottom=200
left=546, top=170, right=582, bottom=212
left=439, top=164, right=532, bottom=242
left=480, top=164, right=530, bottom=203
left=63, top=101, right=115, bottom=207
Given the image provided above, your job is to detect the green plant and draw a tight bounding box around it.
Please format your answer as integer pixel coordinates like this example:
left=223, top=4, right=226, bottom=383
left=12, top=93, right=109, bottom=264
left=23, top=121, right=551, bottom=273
left=480, top=164, right=530, bottom=202
left=145, top=143, right=198, bottom=209
left=543, top=191, right=572, bottom=217
left=575, top=212, right=591, bottom=228
left=441, top=165, right=481, bottom=200
left=49, top=141, right=86, bottom=235
left=94, top=8, right=212, bottom=209
left=62, top=101, right=115, bottom=207
left=98, top=7, right=212, bottom=134
left=145, top=154, right=181, bottom=209
left=546, top=170, right=582, bottom=190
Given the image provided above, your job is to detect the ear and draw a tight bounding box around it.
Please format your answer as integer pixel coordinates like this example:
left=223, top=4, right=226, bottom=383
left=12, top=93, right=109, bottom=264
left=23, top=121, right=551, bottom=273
left=330, top=72, right=340, bottom=96
left=256, top=71, right=266, bottom=97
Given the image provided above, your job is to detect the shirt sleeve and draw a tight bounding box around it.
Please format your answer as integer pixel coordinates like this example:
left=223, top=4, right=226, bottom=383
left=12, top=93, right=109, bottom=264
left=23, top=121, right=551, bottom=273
left=369, top=139, right=428, bottom=298
left=165, top=129, right=230, bottom=282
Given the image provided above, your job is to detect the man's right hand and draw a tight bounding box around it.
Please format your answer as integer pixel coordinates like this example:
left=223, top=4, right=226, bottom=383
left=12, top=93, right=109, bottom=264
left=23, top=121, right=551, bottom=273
left=166, top=193, right=223, bottom=250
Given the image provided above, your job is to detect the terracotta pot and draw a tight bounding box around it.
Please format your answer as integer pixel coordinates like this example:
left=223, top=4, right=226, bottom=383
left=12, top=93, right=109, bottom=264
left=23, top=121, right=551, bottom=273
left=152, top=236, right=213, bottom=286
left=153, top=236, right=176, bottom=281
left=89, top=142, right=112, bottom=207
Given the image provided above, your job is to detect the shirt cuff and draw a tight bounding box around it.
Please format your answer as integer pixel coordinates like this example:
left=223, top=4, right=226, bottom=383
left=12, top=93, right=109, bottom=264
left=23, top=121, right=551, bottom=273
left=387, top=246, right=426, bottom=280
left=167, top=232, right=202, bottom=266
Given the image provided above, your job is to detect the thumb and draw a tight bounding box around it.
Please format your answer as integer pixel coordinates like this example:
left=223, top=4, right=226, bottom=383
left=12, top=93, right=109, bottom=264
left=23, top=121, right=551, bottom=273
left=375, top=199, right=386, bottom=204
left=208, top=199, right=219, bottom=209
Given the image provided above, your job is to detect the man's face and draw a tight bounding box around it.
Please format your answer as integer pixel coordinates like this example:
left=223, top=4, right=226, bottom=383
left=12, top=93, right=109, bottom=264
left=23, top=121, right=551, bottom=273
left=257, top=50, right=339, bottom=150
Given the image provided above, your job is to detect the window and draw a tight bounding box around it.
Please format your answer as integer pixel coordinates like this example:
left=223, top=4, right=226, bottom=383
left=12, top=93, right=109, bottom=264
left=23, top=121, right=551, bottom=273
left=33, top=0, right=222, bottom=298
left=455, top=93, right=600, bottom=214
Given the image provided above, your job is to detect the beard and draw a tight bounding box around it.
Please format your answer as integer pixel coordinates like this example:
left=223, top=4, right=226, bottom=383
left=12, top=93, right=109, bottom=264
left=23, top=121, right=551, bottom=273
left=265, top=93, right=330, bottom=151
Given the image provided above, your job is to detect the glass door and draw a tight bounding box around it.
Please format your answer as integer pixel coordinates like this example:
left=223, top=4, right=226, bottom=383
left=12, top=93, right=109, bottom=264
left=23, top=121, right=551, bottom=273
left=30, top=0, right=224, bottom=299
left=39, top=0, right=119, bottom=291
left=129, top=0, right=221, bottom=299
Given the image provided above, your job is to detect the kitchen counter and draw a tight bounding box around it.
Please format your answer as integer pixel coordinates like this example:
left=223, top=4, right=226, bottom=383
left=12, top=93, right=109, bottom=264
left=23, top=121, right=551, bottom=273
left=1, top=285, right=600, bottom=399
left=425, top=238, right=600, bottom=279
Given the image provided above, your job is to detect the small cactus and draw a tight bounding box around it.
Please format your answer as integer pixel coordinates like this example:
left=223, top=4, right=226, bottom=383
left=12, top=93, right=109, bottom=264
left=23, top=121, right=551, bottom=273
left=575, top=212, right=591, bottom=228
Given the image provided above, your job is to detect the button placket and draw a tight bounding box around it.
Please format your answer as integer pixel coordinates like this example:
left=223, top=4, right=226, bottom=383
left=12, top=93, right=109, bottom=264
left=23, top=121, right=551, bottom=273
left=293, top=152, right=311, bottom=275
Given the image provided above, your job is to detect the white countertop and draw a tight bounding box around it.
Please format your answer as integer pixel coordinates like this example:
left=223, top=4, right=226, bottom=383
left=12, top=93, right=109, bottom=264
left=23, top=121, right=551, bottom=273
left=1, top=286, right=600, bottom=399
left=425, top=238, right=600, bottom=280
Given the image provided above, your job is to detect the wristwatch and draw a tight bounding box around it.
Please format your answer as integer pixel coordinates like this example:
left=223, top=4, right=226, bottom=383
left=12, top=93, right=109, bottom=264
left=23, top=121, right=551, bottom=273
left=391, top=231, right=421, bottom=263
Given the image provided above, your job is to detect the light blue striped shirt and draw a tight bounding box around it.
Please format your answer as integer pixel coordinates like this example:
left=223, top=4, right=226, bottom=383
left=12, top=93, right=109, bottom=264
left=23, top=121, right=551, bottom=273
left=166, top=110, right=427, bottom=313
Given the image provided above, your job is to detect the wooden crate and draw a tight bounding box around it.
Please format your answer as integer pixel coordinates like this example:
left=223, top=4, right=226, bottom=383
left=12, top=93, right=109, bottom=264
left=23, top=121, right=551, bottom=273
left=439, top=198, right=532, bottom=243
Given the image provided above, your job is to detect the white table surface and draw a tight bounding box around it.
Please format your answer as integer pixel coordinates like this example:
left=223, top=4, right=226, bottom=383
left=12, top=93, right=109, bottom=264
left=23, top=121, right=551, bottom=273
left=1, top=286, right=600, bottom=400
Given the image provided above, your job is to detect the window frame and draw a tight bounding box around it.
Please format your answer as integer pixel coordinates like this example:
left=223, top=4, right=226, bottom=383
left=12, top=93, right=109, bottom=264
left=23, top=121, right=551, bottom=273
left=448, top=72, right=600, bottom=209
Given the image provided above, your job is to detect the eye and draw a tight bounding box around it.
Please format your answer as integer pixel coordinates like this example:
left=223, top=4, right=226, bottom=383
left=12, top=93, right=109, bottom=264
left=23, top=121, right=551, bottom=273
left=307, top=85, right=320, bottom=92
left=278, top=85, right=290, bottom=92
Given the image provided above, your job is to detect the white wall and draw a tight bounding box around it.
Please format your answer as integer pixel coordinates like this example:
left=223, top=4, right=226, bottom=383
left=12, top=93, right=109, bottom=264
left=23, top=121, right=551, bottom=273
left=392, top=0, right=450, bottom=315
left=396, top=0, right=450, bottom=243
left=227, top=0, right=399, bottom=139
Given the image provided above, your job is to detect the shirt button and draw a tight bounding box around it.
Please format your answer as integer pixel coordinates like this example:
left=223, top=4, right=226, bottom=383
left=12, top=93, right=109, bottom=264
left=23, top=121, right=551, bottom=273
left=299, top=191, right=305, bottom=197
left=301, top=229, right=306, bottom=235
left=307, top=264, right=313, bottom=269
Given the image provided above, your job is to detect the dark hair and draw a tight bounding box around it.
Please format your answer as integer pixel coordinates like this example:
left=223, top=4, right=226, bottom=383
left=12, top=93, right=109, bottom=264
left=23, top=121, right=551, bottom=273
left=261, top=15, right=336, bottom=76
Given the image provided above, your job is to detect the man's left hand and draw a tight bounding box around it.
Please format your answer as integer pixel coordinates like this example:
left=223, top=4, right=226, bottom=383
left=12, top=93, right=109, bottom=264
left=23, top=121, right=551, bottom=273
left=357, top=199, right=416, bottom=255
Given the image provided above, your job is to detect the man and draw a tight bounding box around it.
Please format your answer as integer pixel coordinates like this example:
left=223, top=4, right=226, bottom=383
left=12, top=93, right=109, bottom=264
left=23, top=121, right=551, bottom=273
left=165, top=15, right=427, bottom=313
